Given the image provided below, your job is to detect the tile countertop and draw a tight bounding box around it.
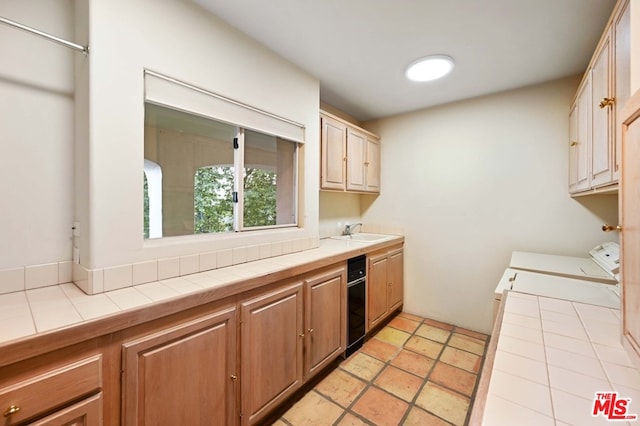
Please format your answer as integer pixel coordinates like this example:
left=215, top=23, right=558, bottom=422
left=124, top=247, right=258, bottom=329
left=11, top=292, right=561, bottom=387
left=471, top=290, right=640, bottom=426
left=0, top=236, right=403, bottom=365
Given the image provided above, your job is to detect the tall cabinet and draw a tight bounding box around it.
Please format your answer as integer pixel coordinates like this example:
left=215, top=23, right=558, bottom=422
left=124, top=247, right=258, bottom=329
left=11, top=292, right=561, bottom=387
left=568, top=0, right=630, bottom=195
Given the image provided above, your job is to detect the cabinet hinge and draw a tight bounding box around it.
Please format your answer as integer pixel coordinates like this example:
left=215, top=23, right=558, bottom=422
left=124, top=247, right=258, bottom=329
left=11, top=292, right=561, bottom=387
left=233, top=137, right=239, bottom=149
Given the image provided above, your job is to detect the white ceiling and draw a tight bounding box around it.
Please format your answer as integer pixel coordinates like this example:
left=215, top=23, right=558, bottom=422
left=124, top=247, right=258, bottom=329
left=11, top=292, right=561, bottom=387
left=193, top=0, right=617, bottom=121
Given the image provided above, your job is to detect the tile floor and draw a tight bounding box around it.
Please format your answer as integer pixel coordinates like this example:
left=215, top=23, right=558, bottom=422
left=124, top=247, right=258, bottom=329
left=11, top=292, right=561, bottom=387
left=273, top=312, right=489, bottom=426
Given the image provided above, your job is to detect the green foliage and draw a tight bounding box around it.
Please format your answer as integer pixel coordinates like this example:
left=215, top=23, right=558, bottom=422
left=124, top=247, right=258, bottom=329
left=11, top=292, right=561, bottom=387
left=194, top=166, right=235, bottom=233
left=243, top=168, right=277, bottom=227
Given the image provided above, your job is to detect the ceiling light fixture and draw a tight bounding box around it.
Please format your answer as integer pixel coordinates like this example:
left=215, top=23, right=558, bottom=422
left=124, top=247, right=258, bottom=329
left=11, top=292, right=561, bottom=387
left=405, top=55, right=454, bottom=82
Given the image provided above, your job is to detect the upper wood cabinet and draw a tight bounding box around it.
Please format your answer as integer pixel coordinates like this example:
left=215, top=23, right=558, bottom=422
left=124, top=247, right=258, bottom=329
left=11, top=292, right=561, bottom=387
left=320, top=112, right=381, bottom=193
left=569, top=0, right=629, bottom=195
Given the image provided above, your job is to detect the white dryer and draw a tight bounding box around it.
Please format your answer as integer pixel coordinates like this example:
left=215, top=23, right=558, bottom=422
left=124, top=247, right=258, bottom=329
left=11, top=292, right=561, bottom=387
left=493, top=243, right=620, bottom=322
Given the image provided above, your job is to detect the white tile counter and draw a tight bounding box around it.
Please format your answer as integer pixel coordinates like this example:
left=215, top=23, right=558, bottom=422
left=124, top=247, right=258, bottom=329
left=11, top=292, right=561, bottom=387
left=0, top=236, right=402, bottom=350
left=472, top=291, right=640, bottom=426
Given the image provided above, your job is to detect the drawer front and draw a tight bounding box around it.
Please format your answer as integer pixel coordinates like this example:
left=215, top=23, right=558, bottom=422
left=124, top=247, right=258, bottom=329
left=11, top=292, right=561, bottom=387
left=0, top=355, right=102, bottom=424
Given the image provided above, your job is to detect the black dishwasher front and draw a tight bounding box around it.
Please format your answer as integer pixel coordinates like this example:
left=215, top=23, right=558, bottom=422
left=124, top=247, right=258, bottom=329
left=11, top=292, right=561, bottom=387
left=346, top=255, right=366, bottom=357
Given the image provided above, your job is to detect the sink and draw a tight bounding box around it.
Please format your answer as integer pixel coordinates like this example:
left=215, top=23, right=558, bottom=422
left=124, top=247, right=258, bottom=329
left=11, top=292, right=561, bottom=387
left=330, top=233, right=393, bottom=243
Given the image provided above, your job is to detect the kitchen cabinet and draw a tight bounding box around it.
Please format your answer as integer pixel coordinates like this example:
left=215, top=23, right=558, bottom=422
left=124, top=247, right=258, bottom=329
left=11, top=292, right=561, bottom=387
left=320, top=112, right=380, bottom=193
left=0, top=353, right=103, bottom=425
left=569, top=0, right=629, bottom=194
left=569, top=76, right=591, bottom=193
left=122, top=307, right=237, bottom=425
left=29, top=394, right=102, bottom=426
left=303, top=266, right=346, bottom=379
left=240, top=282, right=304, bottom=425
left=367, top=247, right=404, bottom=331
left=620, top=89, right=640, bottom=368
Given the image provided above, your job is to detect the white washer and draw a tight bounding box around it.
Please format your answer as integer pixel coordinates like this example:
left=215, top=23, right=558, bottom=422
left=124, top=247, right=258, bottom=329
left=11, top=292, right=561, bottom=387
left=509, top=242, right=619, bottom=283
left=493, top=243, right=621, bottom=322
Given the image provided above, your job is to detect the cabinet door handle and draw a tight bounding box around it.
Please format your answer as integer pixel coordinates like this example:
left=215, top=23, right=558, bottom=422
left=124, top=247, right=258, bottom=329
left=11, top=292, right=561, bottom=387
left=308, top=328, right=314, bottom=334
left=3, top=405, right=20, bottom=418
left=299, top=333, right=305, bottom=338
left=570, top=141, right=578, bottom=147
left=602, top=224, right=622, bottom=232
left=230, top=374, right=237, bottom=381
left=599, top=97, right=615, bottom=108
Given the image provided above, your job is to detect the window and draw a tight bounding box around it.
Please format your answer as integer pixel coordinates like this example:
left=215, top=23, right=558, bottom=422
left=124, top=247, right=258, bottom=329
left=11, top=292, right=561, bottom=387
left=144, top=103, right=299, bottom=239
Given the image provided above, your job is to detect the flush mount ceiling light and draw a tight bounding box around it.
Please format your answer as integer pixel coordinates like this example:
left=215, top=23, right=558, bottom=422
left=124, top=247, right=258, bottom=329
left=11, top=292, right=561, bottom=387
left=405, top=55, right=454, bottom=82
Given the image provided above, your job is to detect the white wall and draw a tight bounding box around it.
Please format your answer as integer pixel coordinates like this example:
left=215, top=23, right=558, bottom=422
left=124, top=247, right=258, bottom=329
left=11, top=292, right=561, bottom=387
left=76, top=0, right=320, bottom=271
left=0, top=2, right=74, bottom=273
left=361, top=77, right=619, bottom=334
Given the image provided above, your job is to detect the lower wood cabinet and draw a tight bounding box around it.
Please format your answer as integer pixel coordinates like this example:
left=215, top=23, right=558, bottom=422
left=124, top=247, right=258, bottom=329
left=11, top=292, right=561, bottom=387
left=121, top=307, right=237, bottom=426
left=240, top=282, right=304, bottom=426
left=29, top=393, right=102, bottom=426
left=304, top=266, right=346, bottom=379
left=367, top=247, right=404, bottom=331
left=0, top=353, right=103, bottom=426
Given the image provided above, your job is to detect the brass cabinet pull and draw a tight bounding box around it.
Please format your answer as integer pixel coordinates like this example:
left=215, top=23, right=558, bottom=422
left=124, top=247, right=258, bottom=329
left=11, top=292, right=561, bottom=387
left=299, top=333, right=305, bottom=338
left=602, top=224, right=622, bottom=232
left=230, top=374, right=237, bottom=381
left=599, top=97, right=615, bottom=109
left=308, top=328, right=314, bottom=334
left=3, top=405, right=20, bottom=418
left=570, top=141, right=578, bottom=147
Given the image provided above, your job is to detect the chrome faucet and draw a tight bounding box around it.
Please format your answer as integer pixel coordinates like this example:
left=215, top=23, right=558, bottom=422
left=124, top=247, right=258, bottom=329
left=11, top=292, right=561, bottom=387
left=343, top=223, right=362, bottom=236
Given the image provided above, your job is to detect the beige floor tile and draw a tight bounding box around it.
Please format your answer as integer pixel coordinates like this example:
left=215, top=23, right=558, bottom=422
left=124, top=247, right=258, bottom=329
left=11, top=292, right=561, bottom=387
left=415, top=382, right=470, bottom=426
left=282, top=391, right=344, bottom=425
left=315, top=368, right=367, bottom=408
left=391, top=349, right=435, bottom=378
left=454, top=326, right=489, bottom=341
left=351, top=386, right=409, bottom=426
left=440, top=346, right=482, bottom=373
left=448, top=332, right=486, bottom=355
left=341, top=352, right=386, bottom=381
left=388, top=315, right=421, bottom=333
left=404, top=335, right=444, bottom=359
left=374, top=365, right=423, bottom=402
left=374, top=326, right=411, bottom=347
left=423, top=318, right=455, bottom=331
left=398, top=312, right=424, bottom=322
left=415, top=323, right=451, bottom=343
left=336, top=412, right=369, bottom=425
left=429, top=361, right=477, bottom=396
left=403, top=406, right=451, bottom=426
left=361, top=337, right=401, bottom=362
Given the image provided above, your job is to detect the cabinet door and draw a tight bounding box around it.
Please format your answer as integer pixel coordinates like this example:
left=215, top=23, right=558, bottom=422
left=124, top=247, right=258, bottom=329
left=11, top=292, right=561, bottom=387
left=29, top=394, right=102, bottom=426
left=621, top=92, right=640, bottom=365
left=320, top=115, right=347, bottom=190
left=613, top=0, right=630, bottom=181
left=122, top=307, right=237, bottom=426
left=240, top=282, right=303, bottom=425
left=387, top=249, right=404, bottom=311
left=346, top=128, right=367, bottom=192
left=568, top=103, right=579, bottom=192
left=367, top=253, right=389, bottom=331
left=591, top=33, right=613, bottom=188
left=576, top=77, right=592, bottom=192
left=304, top=267, right=346, bottom=379
left=365, top=135, right=381, bottom=193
